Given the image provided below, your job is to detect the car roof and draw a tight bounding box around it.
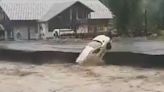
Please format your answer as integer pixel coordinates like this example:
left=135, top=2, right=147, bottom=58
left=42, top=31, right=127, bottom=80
left=93, top=35, right=110, bottom=43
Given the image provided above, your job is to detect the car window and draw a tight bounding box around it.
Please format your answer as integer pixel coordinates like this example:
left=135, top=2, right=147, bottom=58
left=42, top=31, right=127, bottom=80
left=92, top=48, right=101, bottom=54
left=106, top=42, right=112, bottom=50
left=88, top=41, right=102, bottom=49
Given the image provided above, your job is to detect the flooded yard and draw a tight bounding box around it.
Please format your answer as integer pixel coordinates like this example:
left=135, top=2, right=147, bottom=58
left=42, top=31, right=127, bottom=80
left=0, top=61, right=164, bottom=92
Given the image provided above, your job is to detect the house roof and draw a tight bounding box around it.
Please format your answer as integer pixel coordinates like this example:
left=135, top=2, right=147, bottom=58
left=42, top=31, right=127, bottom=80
left=0, top=3, right=49, bottom=20
left=54, top=0, right=113, bottom=19
left=40, top=1, right=93, bottom=21
left=78, top=0, right=113, bottom=19
left=51, top=0, right=113, bottom=19
left=0, top=0, right=113, bottom=21
left=0, top=0, right=93, bottom=21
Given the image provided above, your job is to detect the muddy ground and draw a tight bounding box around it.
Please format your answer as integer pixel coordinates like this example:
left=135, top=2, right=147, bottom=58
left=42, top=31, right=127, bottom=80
left=0, top=61, right=164, bottom=92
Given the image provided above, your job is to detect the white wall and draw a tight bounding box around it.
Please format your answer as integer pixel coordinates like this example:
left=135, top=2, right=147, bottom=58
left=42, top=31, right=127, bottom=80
left=13, top=26, right=28, bottom=40
left=29, top=26, right=39, bottom=39
left=39, top=22, right=49, bottom=40
left=77, top=25, right=88, bottom=34
left=13, top=24, right=39, bottom=40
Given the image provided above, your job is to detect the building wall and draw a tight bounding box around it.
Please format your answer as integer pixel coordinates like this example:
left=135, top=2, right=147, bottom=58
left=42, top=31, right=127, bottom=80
left=89, top=25, right=108, bottom=33
left=38, top=22, right=49, bottom=39
left=0, top=7, right=11, bottom=40
left=88, top=19, right=111, bottom=34
left=13, top=25, right=28, bottom=40
left=12, top=21, right=39, bottom=40
left=48, top=2, right=91, bottom=32
left=77, top=25, right=88, bottom=34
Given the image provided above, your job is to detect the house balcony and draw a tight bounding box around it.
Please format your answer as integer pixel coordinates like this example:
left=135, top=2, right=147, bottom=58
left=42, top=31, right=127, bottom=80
left=68, top=19, right=88, bottom=27
left=76, top=18, right=88, bottom=25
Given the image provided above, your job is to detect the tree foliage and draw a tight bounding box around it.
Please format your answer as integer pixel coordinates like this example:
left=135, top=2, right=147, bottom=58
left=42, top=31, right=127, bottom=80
left=100, top=0, right=142, bottom=35
left=144, top=0, right=164, bottom=30
left=100, top=0, right=164, bottom=35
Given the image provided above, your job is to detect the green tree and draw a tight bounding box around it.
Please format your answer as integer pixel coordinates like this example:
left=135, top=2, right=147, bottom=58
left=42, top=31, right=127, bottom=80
left=100, top=0, right=143, bottom=36
left=142, top=0, right=164, bottom=34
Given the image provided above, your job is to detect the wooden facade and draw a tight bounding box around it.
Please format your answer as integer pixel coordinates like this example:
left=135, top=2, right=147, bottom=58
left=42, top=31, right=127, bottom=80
left=88, top=19, right=112, bottom=37
left=48, top=2, right=91, bottom=33
left=0, top=7, right=11, bottom=40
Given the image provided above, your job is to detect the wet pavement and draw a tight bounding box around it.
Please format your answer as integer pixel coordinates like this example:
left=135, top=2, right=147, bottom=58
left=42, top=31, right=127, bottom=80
left=1, top=38, right=164, bottom=55
left=111, top=38, right=164, bottom=55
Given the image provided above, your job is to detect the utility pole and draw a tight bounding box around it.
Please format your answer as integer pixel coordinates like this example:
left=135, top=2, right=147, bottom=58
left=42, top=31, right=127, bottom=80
left=28, top=27, right=30, bottom=40
left=144, top=9, right=148, bottom=36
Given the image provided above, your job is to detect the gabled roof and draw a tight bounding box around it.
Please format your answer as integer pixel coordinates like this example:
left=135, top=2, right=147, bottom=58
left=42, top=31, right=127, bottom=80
left=0, top=0, right=113, bottom=21
left=40, top=1, right=93, bottom=21
left=78, top=0, right=113, bottom=19
left=50, top=0, right=113, bottom=19
left=0, top=2, right=52, bottom=20
left=55, top=0, right=113, bottom=19
left=0, top=0, right=93, bottom=21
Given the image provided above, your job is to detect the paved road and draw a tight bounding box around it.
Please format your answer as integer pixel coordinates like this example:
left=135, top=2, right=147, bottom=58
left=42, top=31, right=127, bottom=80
left=111, top=39, right=164, bottom=55
left=0, top=40, right=86, bottom=53
left=1, top=38, right=164, bottom=55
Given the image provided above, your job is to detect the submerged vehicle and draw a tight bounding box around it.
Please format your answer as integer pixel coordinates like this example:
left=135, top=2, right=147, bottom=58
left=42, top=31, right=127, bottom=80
left=76, top=35, right=112, bottom=65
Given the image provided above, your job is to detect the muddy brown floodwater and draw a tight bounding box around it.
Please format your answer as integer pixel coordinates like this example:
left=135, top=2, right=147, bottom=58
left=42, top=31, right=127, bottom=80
left=0, top=61, right=164, bottom=92
left=1, top=38, right=164, bottom=92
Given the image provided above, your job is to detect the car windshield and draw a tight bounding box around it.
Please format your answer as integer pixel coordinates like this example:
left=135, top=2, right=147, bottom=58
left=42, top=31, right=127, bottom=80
left=88, top=41, right=102, bottom=49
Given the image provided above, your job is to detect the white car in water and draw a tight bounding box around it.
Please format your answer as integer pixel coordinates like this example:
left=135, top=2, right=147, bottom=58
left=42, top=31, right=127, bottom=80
left=76, top=35, right=112, bottom=65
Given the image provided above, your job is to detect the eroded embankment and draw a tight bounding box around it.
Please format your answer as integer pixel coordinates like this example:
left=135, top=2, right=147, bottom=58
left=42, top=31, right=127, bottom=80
left=0, top=49, right=164, bottom=67
left=104, top=52, right=164, bottom=68
left=0, top=49, right=79, bottom=64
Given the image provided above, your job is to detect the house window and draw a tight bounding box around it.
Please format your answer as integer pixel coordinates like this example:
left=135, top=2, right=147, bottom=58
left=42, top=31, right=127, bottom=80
left=78, top=8, right=87, bottom=19
left=97, top=26, right=104, bottom=32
